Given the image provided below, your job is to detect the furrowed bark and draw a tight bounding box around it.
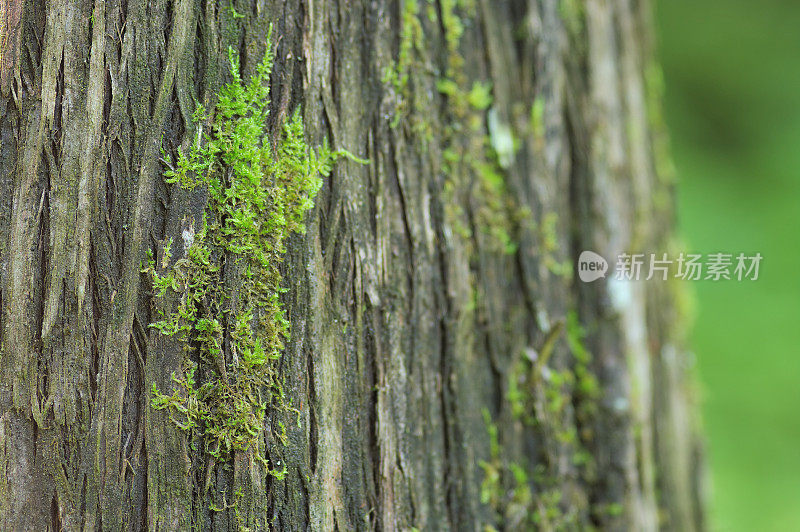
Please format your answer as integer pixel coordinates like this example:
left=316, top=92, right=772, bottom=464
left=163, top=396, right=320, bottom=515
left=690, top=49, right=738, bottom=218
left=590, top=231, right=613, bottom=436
left=0, top=0, right=704, bottom=530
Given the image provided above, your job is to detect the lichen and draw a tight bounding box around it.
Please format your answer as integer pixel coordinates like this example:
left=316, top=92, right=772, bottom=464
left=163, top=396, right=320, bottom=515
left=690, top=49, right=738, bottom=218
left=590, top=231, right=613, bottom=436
left=144, top=30, right=361, bottom=471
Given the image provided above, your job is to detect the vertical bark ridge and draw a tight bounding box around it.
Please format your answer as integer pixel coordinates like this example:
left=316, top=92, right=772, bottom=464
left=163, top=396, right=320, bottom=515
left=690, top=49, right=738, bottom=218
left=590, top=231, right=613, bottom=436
left=0, top=0, right=704, bottom=529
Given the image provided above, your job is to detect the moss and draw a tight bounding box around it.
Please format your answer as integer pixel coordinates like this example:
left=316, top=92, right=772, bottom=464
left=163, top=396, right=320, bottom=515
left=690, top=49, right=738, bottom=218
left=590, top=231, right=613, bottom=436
left=566, top=310, right=600, bottom=443
left=478, top=409, right=533, bottom=528
left=383, top=0, right=430, bottom=138
left=468, top=81, right=493, bottom=111
left=645, top=60, right=677, bottom=194
left=479, top=405, right=572, bottom=530
left=381, top=1, right=520, bottom=256
left=440, top=0, right=464, bottom=63
left=559, top=0, right=585, bottom=37
left=540, top=212, right=573, bottom=278
left=483, top=312, right=601, bottom=526
left=530, top=481, right=565, bottom=529
left=435, top=4, right=520, bottom=256
left=594, top=502, right=624, bottom=518
left=145, top=29, right=362, bottom=472
left=225, top=1, right=245, bottom=20
left=530, top=96, right=545, bottom=142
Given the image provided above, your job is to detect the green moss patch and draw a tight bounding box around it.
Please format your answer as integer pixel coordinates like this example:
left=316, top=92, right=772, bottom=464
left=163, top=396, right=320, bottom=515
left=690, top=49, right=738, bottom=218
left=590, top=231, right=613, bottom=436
left=144, top=32, right=361, bottom=469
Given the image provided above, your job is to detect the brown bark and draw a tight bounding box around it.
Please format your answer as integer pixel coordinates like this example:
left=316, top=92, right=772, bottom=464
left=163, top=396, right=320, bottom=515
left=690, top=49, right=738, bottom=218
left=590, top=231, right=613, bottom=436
left=0, top=0, right=704, bottom=530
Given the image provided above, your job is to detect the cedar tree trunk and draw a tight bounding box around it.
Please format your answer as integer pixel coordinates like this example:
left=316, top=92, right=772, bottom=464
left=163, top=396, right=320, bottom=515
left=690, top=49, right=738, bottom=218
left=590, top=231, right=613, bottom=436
left=0, top=0, right=704, bottom=530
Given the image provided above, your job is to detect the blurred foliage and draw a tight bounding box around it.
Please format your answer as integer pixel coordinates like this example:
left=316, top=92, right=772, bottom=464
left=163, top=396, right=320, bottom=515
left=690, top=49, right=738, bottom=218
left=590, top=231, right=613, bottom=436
left=657, top=0, right=800, bottom=529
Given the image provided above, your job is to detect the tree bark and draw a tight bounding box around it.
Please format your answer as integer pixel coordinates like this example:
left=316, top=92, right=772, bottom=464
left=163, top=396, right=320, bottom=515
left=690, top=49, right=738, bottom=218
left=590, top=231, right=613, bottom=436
left=0, top=0, right=704, bottom=530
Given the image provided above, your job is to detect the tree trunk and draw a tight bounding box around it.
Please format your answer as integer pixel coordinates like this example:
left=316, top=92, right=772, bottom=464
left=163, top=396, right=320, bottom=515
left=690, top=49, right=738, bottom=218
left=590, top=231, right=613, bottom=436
left=0, top=0, right=704, bottom=530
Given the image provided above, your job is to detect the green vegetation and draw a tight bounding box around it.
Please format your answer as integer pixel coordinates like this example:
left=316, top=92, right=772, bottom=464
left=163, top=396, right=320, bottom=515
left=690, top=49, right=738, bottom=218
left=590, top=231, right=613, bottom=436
left=558, top=0, right=585, bottom=38
left=507, top=312, right=598, bottom=459
left=531, top=96, right=545, bottom=142
left=382, top=0, right=520, bottom=255
left=382, top=0, right=426, bottom=134
left=540, top=212, right=573, bottom=279
left=478, top=409, right=535, bottom=531
left=482, top=312, right=600, bottom=529
left=436, top=0, right=519, bottom=255
left=144, top=34, right=360, bottom=469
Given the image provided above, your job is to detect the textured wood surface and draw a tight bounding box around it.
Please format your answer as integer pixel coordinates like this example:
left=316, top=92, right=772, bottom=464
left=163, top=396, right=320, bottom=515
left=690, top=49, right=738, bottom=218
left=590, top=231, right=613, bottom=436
left=0, top=0, right=703, bottom=529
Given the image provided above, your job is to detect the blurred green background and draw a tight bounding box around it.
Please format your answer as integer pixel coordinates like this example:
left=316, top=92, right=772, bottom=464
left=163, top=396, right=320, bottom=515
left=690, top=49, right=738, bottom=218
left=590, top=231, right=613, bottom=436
left=656, top=0, right=800, bottom=530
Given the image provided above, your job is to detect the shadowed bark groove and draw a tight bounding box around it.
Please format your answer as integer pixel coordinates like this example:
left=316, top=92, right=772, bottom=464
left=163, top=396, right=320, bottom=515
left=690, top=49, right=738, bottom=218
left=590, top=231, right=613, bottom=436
left=0, top=0, right=704, bottom=530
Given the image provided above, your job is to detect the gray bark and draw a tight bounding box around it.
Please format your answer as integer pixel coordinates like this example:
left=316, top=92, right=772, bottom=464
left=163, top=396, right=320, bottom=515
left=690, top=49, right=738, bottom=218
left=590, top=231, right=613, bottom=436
left=0, top=0, right=704, bottom=529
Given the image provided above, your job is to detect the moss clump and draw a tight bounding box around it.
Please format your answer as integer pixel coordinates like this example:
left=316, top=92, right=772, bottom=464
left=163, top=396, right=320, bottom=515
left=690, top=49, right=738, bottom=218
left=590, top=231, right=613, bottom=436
left=530, top=96, right=545, bottom=142
left=145, top=33, right=359, bottom=467
left=478, top=408, right=533, bottom=531
left=559, top=0, right=585, bottom=37
left=483, top=312, right=601, bottom=528
left=565, top=311, right=600, bottom=432
left=540, top=212, right=572, bottom=279
left=381, top=0, right=520, bottom=255
left=435, top=2, right=520, bottom=256
left=382, top=0, right=428, bottom=135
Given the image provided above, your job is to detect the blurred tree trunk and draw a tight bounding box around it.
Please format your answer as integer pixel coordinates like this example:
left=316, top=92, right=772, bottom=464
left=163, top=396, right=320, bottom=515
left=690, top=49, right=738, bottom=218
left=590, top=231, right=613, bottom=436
left=0, top=0, right=704, bottom=529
